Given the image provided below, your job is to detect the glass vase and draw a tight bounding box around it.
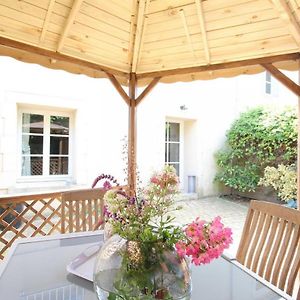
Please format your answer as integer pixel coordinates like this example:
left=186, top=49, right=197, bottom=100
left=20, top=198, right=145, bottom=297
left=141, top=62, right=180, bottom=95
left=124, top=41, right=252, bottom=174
left=93, top=234, right=192, bottom=300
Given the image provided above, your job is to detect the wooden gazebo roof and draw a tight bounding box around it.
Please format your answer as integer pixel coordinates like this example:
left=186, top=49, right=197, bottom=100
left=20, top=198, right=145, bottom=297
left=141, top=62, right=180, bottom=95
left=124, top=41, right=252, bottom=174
left=0, top=0, right=300, bottom=87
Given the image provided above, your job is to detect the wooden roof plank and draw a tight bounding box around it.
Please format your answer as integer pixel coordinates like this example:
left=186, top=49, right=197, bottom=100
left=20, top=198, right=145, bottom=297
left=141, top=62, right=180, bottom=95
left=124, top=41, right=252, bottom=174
left=270, top=0, right=300, bottom=47
left=57, top=0, right=84, bottom=52
left=0, top=35, right=127, bottom=76
left=137, top=52, right=300, bottom=78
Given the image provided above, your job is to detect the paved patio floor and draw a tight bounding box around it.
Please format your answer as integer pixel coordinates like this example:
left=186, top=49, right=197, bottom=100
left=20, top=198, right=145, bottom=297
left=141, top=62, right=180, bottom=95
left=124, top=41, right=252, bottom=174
left=171, top=196, right=249, bottom=257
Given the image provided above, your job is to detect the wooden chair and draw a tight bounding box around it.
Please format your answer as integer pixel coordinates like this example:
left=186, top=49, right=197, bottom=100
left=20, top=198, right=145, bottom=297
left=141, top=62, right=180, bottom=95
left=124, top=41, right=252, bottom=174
left=61, top=188, right=106, bottom=233
left=236, top=200, right=300, bottom=298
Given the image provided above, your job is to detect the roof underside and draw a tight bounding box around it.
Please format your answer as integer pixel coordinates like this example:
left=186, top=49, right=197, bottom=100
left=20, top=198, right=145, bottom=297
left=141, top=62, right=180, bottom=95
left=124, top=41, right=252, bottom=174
left=0, top=0, right=299, bottom=86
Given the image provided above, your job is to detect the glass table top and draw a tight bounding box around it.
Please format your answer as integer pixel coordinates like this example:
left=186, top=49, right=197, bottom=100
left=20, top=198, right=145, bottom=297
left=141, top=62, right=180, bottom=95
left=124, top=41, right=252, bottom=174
left=0, top=232, right=290, bottom=300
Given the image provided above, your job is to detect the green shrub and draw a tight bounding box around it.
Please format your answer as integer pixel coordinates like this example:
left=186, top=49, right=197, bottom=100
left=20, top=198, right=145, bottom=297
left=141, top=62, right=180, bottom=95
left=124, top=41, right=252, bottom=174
left=215, top=106, right=297, bottom=192
left=259, top=164, right=297, bottom=202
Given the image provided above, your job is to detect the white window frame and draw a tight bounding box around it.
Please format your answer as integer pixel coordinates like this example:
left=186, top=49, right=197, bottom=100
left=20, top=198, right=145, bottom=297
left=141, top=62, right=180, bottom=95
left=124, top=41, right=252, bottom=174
left=18, top=107, right=73, bottom=181
left=165, top=119, right=184, bottom=189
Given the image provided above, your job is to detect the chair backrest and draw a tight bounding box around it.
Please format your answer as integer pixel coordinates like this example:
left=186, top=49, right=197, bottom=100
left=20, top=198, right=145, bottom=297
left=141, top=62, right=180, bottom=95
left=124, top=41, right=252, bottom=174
left=236, top=200, right=300, bottom=297
left=61, top=188, right=105, bottom=233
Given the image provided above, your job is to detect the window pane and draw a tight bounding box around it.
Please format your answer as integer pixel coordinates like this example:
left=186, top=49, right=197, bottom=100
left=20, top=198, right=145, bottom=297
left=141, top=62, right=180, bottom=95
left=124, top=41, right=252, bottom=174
left=22, top=156, right=43, bottom=176
left=22, top=135, right=43, bottom=154
left=169, top=163, right=180, bottom=176
left=22, top=113, right=44, bottom=134
left=50, top=137, right=69, bottom=155
left=266, top=83, right=271, bottom=94
left=169, top=143, right=179, bottom=162
left=169, top=123, right=180, bottom=142
left=50, top=116, right=69, bottom=135
left=49, top=157, right=68, bottom=175
left=165, top=143, right=168, bottom=162
left=165, top=122, right=169, bottom=141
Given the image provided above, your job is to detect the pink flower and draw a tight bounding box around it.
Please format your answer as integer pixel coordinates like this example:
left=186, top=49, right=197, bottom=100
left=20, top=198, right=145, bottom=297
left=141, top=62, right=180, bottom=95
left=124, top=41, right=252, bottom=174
left=175, top=216, right=233, bottom=266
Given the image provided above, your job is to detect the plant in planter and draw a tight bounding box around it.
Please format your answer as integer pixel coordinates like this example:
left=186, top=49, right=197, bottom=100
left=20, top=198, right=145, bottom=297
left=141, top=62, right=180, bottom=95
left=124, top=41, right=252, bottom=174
left=259, top=164, right=297, bottom=208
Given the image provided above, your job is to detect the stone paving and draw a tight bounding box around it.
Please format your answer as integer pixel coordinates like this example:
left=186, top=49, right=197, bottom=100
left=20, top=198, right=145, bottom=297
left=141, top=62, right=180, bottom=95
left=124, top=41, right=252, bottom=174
left=171, top=196, right=249, bottom=257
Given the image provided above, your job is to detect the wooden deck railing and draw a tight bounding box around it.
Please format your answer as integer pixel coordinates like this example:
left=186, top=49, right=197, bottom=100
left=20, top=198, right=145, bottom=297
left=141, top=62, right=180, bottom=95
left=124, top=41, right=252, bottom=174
left=0, top=188, right=105, bottom=260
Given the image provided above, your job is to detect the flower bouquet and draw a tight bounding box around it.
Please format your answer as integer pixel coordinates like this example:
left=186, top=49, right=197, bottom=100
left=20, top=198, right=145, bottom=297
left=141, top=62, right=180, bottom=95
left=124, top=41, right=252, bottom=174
left=93, top=166, right=232, bottom=300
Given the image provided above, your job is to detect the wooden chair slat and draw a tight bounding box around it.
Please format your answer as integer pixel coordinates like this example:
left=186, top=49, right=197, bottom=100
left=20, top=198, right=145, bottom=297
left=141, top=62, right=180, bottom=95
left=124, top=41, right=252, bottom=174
left=237, top=200, right=300, bottom=297
left=246, top=211, right=266, bottom=269
left=258, top=216, right=279, bottom=277
left=271, top=221, right=293, bottom=286
left=252, top=214, right=272, bottom=273
left=236, top=209, right=257, bottom=264
left=279, top=225, right=300, bottom=290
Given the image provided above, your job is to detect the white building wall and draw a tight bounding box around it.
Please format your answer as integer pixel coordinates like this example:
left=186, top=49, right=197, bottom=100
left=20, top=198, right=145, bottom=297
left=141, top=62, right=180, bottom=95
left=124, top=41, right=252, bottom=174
left=0, top=57, right=297, bottom=196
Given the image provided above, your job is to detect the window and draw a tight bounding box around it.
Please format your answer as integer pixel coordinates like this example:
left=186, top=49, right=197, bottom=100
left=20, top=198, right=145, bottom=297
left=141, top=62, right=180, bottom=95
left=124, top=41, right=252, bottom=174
left=21, top=111, right=71, bottom=176
left=265, top=71, right=272, bottom=94
left=165, top=122, right=180, bottom=176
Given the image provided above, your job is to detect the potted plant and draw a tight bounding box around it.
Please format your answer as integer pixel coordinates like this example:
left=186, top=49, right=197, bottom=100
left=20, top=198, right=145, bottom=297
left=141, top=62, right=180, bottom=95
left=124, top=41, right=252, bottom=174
left=259, top=164, right=297, bottom=208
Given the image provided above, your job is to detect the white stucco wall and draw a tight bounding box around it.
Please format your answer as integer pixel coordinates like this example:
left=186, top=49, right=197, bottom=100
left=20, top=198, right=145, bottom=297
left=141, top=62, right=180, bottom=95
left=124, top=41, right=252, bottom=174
left=0, top=56, right=297, bottom=196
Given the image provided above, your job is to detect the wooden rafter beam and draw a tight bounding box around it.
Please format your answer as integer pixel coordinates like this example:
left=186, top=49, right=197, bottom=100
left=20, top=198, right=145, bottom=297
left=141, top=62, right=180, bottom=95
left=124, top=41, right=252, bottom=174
left=137, top=53, right=300, bottom=79
left=0, top=36, right=127, bottom=77
left=131, top=0, right=149, bottom=73
left=40, top=0, right=56, bottom=43
left=136, top=77, right=161, bottom=106
left=261, top=63, right=300, bottom=96
left=106, top=73, right=131, bottom=105
left=57, top=0, right=84, bottom=52
left=128, top=0, right=138, bottom=65
left=179, top=10, right=196, bottom=59
left=195, top=0, right=210, bottom=63
left=270, top=0, right=300, bottom=47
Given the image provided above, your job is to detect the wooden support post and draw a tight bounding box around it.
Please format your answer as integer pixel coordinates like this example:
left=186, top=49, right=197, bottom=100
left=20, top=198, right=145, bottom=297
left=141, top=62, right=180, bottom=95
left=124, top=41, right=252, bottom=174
left=128, top=73, right=137, bottom=193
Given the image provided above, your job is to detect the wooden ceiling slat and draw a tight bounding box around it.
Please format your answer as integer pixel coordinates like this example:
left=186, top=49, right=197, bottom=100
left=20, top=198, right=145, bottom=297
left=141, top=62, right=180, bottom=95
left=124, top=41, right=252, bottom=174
left=142, top=25, right=288, bottom=58
left=66, top=34, right=129, bottom=59
left=86, top=0, right=132, bottom=22
left=64, top=40, right=129, bottom=66
left=0, top=0, right=298, bottom=85
left=270, top=0, right=300, bottom=47
left=139, top=36, right=299, bottom=72
left=80, top=2, right=131, bottom=32
left=0, top=0, right=47, bottom=20
left=52, top=1, right=71, bottom=18
left=75, top=12, right=130, bottom=41
left=148, top=0, right=195, bottom=14
left=69, top=22, right=129, bottom=49
left=0, top=35, right=127, bottom=76
left=144, top=9, right=278, bottom=43
left=147, top=0, right=272, bottom=26
left=137, top=52, right=300, bottom=79
left=23, top=0, right=50, bottom=10
left=62, top=47, right=129, bottom=71
left=210, top=35, right=298, bottom=60
left=0, top=4, right=44, bottom=29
